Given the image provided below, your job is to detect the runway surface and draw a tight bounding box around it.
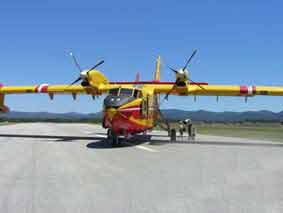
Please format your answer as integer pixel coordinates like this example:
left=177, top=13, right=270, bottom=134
left=0, top=123, right=282, bottom=213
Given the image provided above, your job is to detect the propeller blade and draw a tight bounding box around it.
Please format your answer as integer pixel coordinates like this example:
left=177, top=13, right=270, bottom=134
left=183, top=49, right=197, bottom=71
left=70, top=77, right=82, bottom=85
left=188, top=78, right=207, bottom=92
left=164, top=93, right=170, bottom=101
left=164, top=84, right=176, bottom=101
left=168, top=66, right=178, bottom=73
left=69, top=52, right=82, bottom=72
left=87, top=60, right=105, bottom=73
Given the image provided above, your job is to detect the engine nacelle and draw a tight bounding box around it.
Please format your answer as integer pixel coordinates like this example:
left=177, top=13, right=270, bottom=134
left=79, top=69, right=109, bottom=88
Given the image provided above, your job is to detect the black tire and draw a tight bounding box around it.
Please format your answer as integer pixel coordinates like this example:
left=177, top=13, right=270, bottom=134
left=107, top=129, right=112, bottom=139
left=170, top=129, right=176, bottom=142
left=112, top=134, right=119, bottom=147
left=107, top=129, right=119, bottom=147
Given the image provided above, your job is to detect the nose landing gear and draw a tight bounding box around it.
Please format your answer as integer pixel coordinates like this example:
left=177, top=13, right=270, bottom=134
left=107, top=129, right=120, bottom=147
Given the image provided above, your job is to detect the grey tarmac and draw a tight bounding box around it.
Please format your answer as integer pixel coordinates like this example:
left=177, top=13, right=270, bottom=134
left=0, top=123, right=282, bottom=213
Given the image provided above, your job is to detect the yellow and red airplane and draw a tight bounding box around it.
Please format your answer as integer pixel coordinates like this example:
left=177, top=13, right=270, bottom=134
left=1, top=50, right=283, bottom=145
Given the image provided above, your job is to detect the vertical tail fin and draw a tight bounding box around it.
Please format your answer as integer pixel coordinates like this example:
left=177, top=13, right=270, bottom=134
left=135, top=72, right=140, bottom=82
left=154, top=55, right=161, bottom=81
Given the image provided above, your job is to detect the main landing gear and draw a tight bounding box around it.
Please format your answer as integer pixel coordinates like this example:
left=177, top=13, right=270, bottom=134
left=169, top=126, right=196, bottom=142
left=169, top=129, right=177, bottom=142
left=107, top=129, right=120, bottom=147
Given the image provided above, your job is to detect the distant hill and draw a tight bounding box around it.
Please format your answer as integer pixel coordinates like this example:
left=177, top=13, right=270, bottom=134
left=0, top=111, right=102, bottom=122
left=0, top=109, right=283, bottom=122
left=162, top=109, right=283, bottom=122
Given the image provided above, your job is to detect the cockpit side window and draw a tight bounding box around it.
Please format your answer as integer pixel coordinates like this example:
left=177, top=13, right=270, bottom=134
left=133, top=89, right=142, bottom=98
left=120, top=88, right=133, bottom=96
left=109, top=88, right=119, bottom=96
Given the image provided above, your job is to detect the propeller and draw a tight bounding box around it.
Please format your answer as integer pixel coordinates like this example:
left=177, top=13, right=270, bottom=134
left=87, top=60, right=105, bottom=74
left=70, top=52, right=82, bottom=72
left=164, top=49, right=206, bottom=100
left=69, top=52, right=104, bottom=86
left=183, top=49, right=197, bottom=71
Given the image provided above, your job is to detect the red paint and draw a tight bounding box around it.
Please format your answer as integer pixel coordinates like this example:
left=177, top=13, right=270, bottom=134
left=190, top=82, right=209, bottom=85
left=111, top=113, right=151, bottom=135
left=240, top=86, right=248, bottom=94
left=118, top=106, right=141, bottom=119
left=103, top=104, right=153, bottom=136
left=252, top=86, right=256, bottom=94
left=36, top=84, right=49, bottom=93
left=41, top=85, right=48, bottom=93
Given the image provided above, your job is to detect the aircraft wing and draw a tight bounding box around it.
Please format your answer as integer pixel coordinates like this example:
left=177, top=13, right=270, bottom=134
left=0, top=83, right=115, bottom=113
left=152, top=83, right=283, bottom=97
left=0, top=83, right=115, bottom=95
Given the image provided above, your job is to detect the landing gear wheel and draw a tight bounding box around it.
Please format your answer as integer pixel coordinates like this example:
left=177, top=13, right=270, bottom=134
left=170, top=129, right=176, bottom=142
left=107, top=129, right=120, bottom=147
left=107, top=129, right=112, bottom=139
left=112, top=134, right=120, bottom=147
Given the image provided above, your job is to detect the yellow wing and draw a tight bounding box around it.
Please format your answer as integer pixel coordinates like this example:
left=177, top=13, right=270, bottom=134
left=152, top=84, right=283, bottom=96
left=0, top=84, right=109, bottom=95
left=0, top=70, right=118, bottom=96
left=0, top=69, right=142, bottom=113
left=0, top=82, right=114, bottom=113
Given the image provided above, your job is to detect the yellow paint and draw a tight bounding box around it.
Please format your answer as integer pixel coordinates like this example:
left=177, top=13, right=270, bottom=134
left=129, top=115, right=154, bottom=127
left=106, top=108, right=117, bottom=120
left=88, top=70, right=109, bottom=87
left=1, top=57, right=283, bottom=120
left=119, top=98, right=142, bottom=109
left=154, top=55, right=161, bottom=81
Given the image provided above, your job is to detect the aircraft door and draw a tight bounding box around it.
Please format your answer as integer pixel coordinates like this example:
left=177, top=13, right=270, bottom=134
left=141, top=96, right=149, bottom=118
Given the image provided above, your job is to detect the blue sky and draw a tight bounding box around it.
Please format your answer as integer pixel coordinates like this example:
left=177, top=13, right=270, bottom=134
left=0, top=0, right=283, bottom=113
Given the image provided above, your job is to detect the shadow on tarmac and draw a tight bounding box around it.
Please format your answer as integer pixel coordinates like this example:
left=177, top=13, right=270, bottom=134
left=149, top=140, right=283, bottom=148
left=0, top=134, right=103, bottom=142
left=87, top=135, right=152, bottom=149
left=0, top=133, right=282, bottom=149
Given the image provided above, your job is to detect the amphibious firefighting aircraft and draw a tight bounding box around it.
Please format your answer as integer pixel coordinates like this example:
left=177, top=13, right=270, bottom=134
left=1, top=50, right=283, bottom=146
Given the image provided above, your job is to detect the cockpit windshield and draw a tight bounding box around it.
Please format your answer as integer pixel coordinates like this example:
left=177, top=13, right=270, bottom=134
left=108, top=88, right=141, bottom=98
left=109, top=88, right=119, bottom=96
left=119, top=88, right=133, bottom=96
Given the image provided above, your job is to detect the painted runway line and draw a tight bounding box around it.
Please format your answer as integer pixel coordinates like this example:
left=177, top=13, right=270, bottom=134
left=123, top=141, right=159, bottom=153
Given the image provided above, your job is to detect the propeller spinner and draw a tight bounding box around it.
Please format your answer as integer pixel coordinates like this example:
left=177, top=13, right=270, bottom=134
left=165, top=49, right=206, bottom=100
left=69, top=52, right=104, bottom=86
left=167, top=49, right=197, bottom=86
